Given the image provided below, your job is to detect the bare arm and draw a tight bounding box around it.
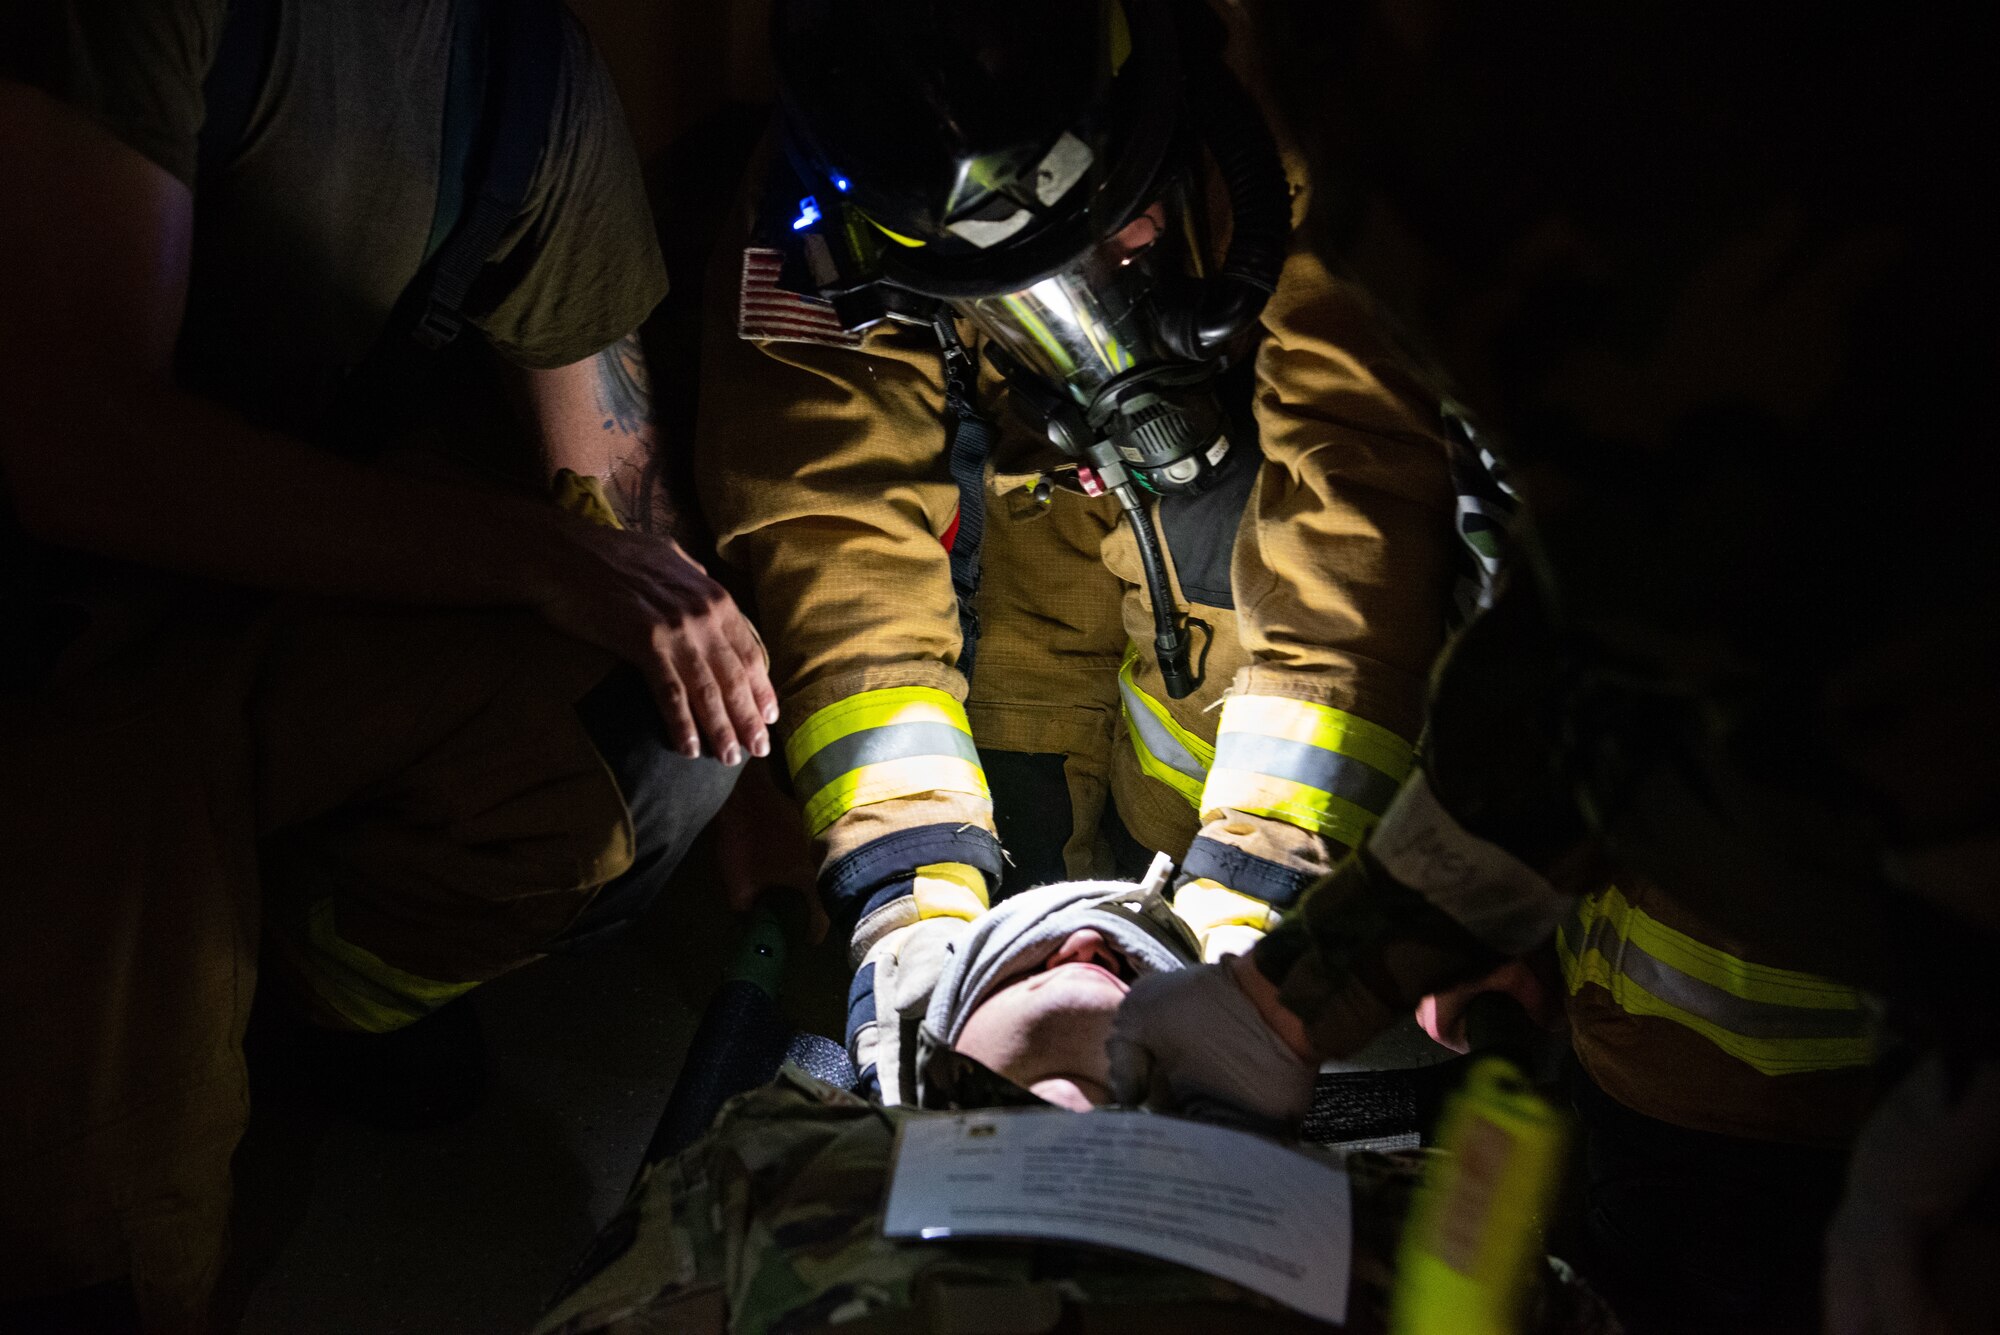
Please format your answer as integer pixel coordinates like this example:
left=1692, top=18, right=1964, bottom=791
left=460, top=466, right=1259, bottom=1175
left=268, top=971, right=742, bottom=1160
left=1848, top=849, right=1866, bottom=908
left=0, top=79, right=772, bottom=756
left=521, top=337, right=777, bottom=758
left=521, top=331, right=676, bottom=534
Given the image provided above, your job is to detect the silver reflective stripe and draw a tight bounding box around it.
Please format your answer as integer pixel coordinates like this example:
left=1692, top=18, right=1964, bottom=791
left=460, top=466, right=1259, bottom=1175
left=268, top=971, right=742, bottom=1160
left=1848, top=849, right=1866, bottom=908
left=1117, top=673, right=1207, bottom=782
left=1210, top=732, right=1402, bottom=815
left=792, top=721, right=982, bottom=800
left=1561, top=917, right=1869, bottom=1041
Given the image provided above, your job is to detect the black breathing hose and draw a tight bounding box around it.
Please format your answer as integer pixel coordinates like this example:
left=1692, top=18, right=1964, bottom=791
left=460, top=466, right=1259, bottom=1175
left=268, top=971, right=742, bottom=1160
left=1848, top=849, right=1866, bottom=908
left=1183, top=60, right=1292, bottom=356
left=1120, top=485, right=1202, bottom=698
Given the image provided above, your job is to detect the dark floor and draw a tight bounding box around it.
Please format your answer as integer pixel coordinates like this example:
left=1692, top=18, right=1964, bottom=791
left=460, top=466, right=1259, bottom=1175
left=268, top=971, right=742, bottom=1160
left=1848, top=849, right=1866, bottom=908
left=221, top=839, right=1449, bottom=1334
left=223, top=834, right=849, bottom=1334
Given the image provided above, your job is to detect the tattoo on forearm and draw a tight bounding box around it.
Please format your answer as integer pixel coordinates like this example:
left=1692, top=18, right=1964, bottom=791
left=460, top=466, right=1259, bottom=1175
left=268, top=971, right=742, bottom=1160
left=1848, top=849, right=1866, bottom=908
left=593, top=332, right=675, bottom=534
left=595, top=332, right=650, bottom=436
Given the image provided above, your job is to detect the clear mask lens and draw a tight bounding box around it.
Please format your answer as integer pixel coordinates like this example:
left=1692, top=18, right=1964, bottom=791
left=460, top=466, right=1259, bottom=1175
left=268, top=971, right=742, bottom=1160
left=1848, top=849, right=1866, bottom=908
left=959, top=202, right=1191, bottom=406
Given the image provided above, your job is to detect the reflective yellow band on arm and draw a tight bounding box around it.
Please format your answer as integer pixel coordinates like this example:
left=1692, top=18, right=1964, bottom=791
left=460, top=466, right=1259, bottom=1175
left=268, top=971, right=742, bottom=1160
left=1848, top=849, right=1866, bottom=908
left=1557, top=885, right=1874, bottom=1076
left=912, top=862, right=990, bottom=922
left=786, top=687, right=990, bottom=837
left=301, top=898, right=479, bottom=1034
left=1117, top=647, right=1214, bottom=808
left=1197, top=694, right=1416, bottom=847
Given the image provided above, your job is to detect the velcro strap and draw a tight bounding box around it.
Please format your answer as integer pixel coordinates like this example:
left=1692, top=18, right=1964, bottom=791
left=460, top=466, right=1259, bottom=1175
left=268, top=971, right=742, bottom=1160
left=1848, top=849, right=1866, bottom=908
left=786, top=687, right=989, bottom=837
left=822, top=823, right=1004, bottom=937
left=846, top=962, right=877, bottom=1053
left=1200, top=694, right=1415, bottom=847
left=1179, top=835, right=1318, bottom=909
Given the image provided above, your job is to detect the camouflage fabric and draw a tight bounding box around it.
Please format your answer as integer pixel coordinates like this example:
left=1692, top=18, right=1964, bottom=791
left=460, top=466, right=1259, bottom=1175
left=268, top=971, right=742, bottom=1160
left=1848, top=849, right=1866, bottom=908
left=535, top=1067, right=1621, bottom=1335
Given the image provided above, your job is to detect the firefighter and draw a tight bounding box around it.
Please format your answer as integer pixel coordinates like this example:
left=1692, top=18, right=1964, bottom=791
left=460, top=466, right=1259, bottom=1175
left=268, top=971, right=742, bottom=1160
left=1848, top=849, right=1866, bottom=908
left=693, top=0, right=1472, bottom=1099
left=1110, top=3, right=1999, bottom=1331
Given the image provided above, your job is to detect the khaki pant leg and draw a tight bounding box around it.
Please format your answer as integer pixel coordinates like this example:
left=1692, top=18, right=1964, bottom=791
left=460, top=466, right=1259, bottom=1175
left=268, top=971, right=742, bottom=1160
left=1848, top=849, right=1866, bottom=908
left=1, top=610, right=264, bottom=1332
left=252, top=605, right=635, bottom=1032
left=964, top=486, right=1127, bottom=880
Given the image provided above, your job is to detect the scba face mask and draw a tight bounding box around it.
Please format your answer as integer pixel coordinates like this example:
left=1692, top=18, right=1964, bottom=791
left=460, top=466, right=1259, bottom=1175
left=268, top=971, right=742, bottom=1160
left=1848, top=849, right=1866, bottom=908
left=961, top=193, right=1239, bottom=497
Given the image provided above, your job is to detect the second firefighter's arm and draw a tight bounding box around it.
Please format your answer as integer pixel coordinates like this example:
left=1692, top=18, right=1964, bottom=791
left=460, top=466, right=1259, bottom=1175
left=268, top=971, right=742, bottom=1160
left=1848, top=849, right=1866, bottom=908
left=1170, top=242, right=1460, bottom=960
left=1250, top=577, right=1594, bottom=1059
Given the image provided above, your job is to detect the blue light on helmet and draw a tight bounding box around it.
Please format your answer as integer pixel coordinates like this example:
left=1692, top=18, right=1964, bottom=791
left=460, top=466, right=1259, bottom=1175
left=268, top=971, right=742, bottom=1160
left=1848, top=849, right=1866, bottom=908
left=832, top=173, right=851, bottom=193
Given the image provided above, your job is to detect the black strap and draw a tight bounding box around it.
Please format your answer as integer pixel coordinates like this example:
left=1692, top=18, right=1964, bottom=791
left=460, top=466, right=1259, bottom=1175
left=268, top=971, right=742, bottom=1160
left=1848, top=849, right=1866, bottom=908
left=409, top=0, right=564, bottom=349
left=934, top=315, right=995, bottom=680
left=319, top=0, right=565, bottom=452
left=198, top=0, right=559, bottom=344
left=196, top=0, right=280, bottom=187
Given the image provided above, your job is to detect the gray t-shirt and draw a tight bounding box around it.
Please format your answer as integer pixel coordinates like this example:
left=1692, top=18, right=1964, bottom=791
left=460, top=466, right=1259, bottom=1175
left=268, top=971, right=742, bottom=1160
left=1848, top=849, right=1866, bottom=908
left=2, top=0, right=667, bottom=435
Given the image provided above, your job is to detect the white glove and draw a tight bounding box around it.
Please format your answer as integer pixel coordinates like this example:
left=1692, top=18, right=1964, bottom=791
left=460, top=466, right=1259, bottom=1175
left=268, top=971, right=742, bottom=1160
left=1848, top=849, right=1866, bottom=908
left=851, top=916, right=974, bottom=1106
left=1106, top=960, right=1318, bottom=1130
left=1824, top=1053, right=2000, bottom=1335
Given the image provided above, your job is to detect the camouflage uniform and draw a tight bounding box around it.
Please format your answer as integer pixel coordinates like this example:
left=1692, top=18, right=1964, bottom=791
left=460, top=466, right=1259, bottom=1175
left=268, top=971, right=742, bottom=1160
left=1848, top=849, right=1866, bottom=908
left=536, top=1067, right=1621, bottom=1335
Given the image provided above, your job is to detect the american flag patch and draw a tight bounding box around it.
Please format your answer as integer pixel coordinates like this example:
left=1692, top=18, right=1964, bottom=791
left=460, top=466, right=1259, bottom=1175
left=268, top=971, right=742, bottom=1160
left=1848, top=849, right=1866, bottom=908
left=737, top=247, right=864, bottom=348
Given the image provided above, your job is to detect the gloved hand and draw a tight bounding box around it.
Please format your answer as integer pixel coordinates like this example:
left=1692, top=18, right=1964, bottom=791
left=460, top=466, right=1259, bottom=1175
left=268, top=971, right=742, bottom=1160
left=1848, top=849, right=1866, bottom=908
left=843, top=861, right=991, bottom=1102
left=1823, top=1053, right=2000, bottom=1334
left=1171, top=878, right=1283, bottom=963
left=1107, top=955, right=1318, bottom=1130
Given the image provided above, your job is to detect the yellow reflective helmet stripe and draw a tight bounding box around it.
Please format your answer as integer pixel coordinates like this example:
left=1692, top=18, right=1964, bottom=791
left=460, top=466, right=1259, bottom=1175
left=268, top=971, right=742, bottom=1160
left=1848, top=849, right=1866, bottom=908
left=912, top=861, right=991, bottom=922
left=786, top=687, right=990, bottom=837
left=864, top=214, right=926, bottom=248
left=1199, top=694, right=1415, bottom=847
left=300, top=898, right=479, bottom=1033
left=1116, top=647, right=1214, bottom=808
left=1557, top=886, right=1874, bottom=1076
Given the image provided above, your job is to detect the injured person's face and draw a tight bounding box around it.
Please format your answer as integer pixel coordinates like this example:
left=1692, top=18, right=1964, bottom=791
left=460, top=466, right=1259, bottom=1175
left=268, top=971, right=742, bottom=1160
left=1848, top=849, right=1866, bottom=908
left=951, top=927, right=1136, bottom=1111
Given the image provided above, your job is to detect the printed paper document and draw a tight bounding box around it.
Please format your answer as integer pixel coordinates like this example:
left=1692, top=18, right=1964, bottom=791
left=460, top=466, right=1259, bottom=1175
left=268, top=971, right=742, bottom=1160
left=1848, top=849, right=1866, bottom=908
left=883, top=1109, right=1351, bottom=1324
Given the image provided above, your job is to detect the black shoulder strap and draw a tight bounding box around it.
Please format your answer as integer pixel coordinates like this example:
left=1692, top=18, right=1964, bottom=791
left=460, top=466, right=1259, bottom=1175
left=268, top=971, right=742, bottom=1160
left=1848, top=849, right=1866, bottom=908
left=196, top=0, right=280, bottom=187
left=408, top=0, right=565, bottom=349
left=199, top=0, right=565, bottom=351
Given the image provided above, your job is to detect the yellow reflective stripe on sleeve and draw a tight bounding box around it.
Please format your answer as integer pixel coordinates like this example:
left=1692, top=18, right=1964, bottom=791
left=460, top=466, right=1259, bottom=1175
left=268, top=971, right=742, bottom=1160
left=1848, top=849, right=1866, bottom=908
left=1198, top=770, right=1386, bottom=848
left=301, top=898, right=479, bottom=1034
left=1199, top=694, right=1414, bottom=847
left=912, top=861, right=990, bottom=921
left=786, top=687, right=990, bottom=837
left=1116, top=647, right=1213, bottom=809
left=1556, top=886, right=1874, bottom=1076
left=799, top=754, right=989, bottom=838
left=1213, top=693, right=1415, bottom=786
